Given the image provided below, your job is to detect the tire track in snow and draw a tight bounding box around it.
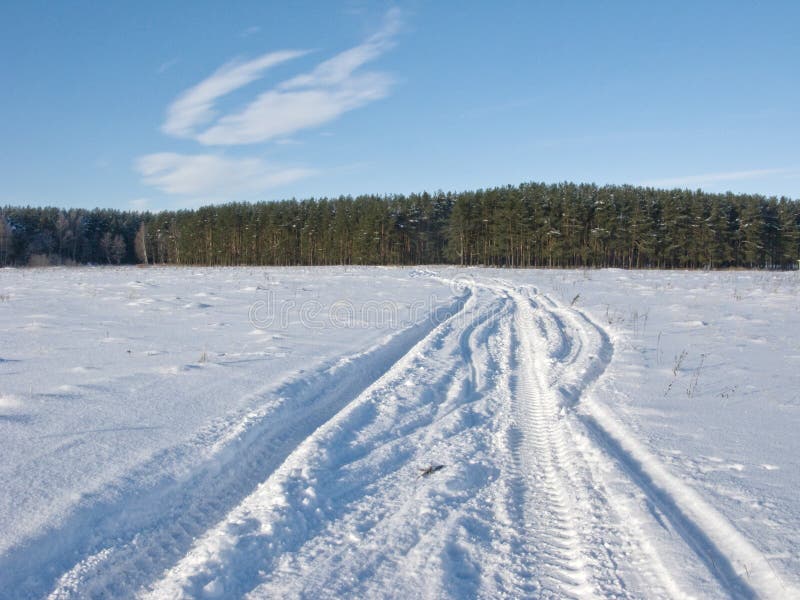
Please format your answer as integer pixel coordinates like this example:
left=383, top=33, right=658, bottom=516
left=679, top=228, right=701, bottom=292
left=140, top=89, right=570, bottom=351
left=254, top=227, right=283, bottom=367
left=139, top=278, right=797, bottom=599
left=5, top=294, right=470, bottom=600
left=237, top=280, right=649, bottom=598
left=506, top=289, right=595, bottom=597
left=523, top=289, right=683, bottom=598
left=314, top=295, right=513, bottom=599
left=24, top=273, right=798, bottom=599
left=139, top=287, right=498, bottom=599
left=543, top=291, right=799, bottom=599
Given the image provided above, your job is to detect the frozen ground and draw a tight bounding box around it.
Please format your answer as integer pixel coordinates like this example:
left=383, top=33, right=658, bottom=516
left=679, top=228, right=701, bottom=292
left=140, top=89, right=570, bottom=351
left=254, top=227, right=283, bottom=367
left=0, top=266, right=798, bottom=599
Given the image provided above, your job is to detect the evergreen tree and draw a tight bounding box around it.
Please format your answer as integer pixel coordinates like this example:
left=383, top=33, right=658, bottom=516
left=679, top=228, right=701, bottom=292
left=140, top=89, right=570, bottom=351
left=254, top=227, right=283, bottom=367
left=0, top=213, right=11, bottom=265
left=738, top=197, right=765, bottom=268
left=1, top=182, right=798, bottom=269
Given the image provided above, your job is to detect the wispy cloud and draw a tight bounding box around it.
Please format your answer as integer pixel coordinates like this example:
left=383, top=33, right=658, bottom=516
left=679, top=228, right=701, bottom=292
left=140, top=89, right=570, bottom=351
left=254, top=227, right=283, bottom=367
left=162, top=49, right=309, bottom=138
left=136, top=153, right=316, bottom=196
left=165, top=8, right=401, bottom=146
left=641, top=168, right=796, bottom=189
left=279, top=8, right=400, bottom=90
left=196, top=72, right=393, bottom=145
left=140, top=9, right=401, bottom=200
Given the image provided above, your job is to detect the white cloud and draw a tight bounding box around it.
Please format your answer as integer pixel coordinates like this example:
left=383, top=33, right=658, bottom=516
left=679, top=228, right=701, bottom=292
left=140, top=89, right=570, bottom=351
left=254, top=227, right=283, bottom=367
left=642, top=168, right=796, bottom=189
left=141, top=9, right=401, bottom=199
left=279, top=7, right=401, bottom=90
left=136, top=153, right=315, bottom=196
left=164, top=8, right=402, bottom=146
left=197, top=72, right=392, bottom=145
left=162, top=49, right=309, bottom=138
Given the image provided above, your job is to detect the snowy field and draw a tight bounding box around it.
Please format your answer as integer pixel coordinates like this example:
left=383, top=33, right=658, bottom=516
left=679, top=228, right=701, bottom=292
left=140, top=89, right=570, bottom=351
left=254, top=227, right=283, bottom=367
left=1, top=266, right=799, bottom=599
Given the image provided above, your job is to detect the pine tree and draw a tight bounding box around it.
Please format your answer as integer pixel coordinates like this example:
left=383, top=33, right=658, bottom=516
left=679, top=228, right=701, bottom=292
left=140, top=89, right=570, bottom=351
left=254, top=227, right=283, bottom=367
left=738, top=197, right=765, bottom=268
left=134, top=221, right=149, bottom=264
left=0, top=213, right=11, bottom=265
left=777, top=198, right=800, bottom=269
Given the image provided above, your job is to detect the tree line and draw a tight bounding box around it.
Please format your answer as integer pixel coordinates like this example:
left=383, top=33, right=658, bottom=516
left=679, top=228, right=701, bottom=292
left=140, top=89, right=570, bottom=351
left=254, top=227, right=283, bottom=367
left=1, top=182, right=798, bottom=269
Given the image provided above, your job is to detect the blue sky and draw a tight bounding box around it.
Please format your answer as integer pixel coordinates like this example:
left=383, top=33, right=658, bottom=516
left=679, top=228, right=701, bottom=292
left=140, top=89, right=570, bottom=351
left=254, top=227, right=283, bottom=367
left=1, top=1, right=799, bottom=211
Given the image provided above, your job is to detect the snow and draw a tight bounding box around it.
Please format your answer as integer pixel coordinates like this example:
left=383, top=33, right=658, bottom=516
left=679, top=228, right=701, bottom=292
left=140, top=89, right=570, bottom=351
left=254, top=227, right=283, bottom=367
left=1, top=265, right=799, bottom=598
